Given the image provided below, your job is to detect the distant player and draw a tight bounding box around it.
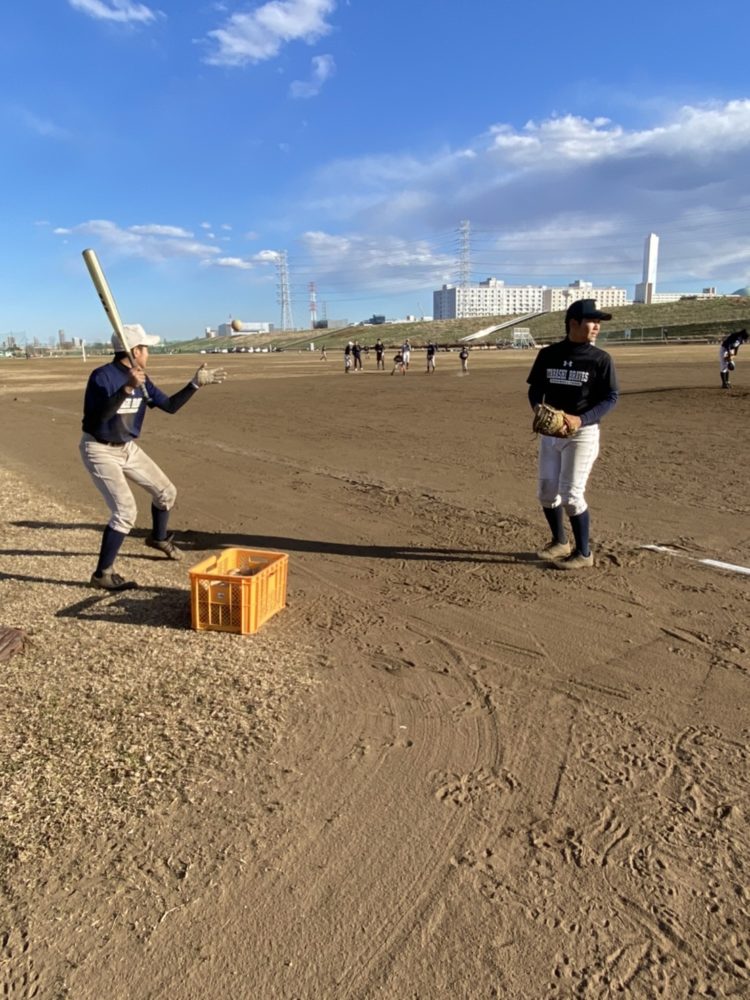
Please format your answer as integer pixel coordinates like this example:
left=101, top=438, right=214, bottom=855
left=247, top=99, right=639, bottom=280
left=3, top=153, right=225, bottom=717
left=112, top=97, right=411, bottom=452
left=527, top=299, right=619, bottom=570
left=391, top=351, right=405, bottom=375
left=719, top=329, right=748, bottom=389
left=353, top=341, right=363, bottom=371
left=426, top=341, right=437, bottom=373
left=401, top=339, right=412, bottom=369
left=80, top=324, right=226, bottom=591
left=375, top=338, right=385, bottom=370
left=459, top=346, right=469, bottom=374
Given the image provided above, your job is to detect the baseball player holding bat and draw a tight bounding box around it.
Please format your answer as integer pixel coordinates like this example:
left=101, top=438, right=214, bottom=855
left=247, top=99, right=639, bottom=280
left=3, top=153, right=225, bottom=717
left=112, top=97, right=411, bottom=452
left=719, top=328, right=748, bottom=389
left=526, top=299, right=619, bottom=570
left=80, top=324, right=226, bottom=591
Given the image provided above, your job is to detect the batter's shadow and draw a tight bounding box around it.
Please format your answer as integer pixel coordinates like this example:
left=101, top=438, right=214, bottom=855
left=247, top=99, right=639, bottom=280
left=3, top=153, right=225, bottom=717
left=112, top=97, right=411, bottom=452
left=55, top=585, right=190, bottom=630
left=174, top=529, right=540, bottom=565
left=0, top=569, right=189, bottom=630
left=10, top=521, right=542, bottom=566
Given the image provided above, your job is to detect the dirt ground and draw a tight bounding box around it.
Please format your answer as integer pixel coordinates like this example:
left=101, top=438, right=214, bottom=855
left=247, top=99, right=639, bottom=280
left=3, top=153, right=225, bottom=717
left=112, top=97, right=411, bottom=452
left=0, top=344, right=748, bottom=999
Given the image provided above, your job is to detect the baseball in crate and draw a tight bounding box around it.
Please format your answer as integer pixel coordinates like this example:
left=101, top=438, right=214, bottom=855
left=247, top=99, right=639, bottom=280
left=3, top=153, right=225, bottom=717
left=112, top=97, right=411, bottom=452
left=526, top=298, right=619, bottom=571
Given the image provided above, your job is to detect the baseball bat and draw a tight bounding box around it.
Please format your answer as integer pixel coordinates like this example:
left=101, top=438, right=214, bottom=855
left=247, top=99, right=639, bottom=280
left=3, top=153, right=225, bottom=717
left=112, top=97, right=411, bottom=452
left=82, top=248, right=151, bottom=401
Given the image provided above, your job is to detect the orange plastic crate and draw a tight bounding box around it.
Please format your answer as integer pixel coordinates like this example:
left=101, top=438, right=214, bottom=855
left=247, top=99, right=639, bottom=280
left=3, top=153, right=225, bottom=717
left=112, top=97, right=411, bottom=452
left=189, top=548, right=288, bottom=635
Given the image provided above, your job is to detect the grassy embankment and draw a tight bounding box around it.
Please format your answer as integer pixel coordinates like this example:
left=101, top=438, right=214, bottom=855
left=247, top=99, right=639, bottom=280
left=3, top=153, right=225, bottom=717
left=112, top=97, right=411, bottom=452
left=18, top=298, right=749, bottom=361
left=165, top=297, right=750, bottom=354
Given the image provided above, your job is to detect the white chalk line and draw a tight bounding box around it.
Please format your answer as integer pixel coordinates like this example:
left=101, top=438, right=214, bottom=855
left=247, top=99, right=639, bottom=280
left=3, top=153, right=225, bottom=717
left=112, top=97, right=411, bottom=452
left=640, top=544, right=750, bottom=577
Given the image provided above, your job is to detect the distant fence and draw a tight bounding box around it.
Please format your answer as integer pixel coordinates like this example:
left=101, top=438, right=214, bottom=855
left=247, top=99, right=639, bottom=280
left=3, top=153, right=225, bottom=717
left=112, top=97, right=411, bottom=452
left=600, top=319, right=748, bottom=345
left=534, top=319, right=749, bottom=347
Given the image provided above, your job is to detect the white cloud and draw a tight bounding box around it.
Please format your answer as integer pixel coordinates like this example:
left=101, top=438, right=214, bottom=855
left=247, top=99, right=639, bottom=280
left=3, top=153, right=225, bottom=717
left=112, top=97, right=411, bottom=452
left=486, top=102, right=750, bottom=168
left=214, top=257, right=254, bottom=270
left=206, top=0, right=336, bottom=66
left=130, top=224, right=193, bottom=237
left=297, top=100, right=750, bottom=288
left=55, top=219, right=218, bottom=261
left=298, top=230, right=452, bottom=292
left=68, top=0, right=157, bottom=24
left=289, top=54, right=335, bottom=99
left=253, top=249, right=281, bottom=262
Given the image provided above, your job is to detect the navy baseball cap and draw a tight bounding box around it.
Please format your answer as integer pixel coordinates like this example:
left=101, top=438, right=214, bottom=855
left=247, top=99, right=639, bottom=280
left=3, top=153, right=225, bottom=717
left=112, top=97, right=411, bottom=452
left=565, top=298, right=612, bottom=323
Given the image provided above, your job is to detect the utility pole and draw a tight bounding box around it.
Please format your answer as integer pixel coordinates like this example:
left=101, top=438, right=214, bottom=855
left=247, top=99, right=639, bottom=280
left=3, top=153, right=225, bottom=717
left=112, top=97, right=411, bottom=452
left=457, top=220, right=471, bottom=320
left=275, top=251, right=294, bottom=331
left=458, top=219, right=471, bottom=289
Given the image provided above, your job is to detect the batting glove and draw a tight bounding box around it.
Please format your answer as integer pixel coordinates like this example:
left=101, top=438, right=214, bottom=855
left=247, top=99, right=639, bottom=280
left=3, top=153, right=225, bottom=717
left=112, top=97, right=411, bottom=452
left=192, top=363, right=228, bottom=387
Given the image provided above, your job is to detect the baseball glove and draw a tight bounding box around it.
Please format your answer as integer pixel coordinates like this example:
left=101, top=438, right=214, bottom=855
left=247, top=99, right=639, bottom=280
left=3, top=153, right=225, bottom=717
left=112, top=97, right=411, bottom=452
left=193, top=363, right=228, bottom=386
left=532, top=403, right=569, bottom=438
left=728, top=359, right=736, bottom=371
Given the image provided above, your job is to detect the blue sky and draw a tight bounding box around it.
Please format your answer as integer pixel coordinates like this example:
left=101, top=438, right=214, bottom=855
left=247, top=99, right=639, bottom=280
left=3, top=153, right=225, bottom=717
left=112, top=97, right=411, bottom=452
left=3, top=0, right=750, bottom=343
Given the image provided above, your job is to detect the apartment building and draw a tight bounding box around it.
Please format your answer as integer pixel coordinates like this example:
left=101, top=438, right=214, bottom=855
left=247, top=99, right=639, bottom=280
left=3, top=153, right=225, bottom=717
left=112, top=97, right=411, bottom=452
left=434, top=277, right=628, bottom=319
left=542, top=280, right=628, bottom=312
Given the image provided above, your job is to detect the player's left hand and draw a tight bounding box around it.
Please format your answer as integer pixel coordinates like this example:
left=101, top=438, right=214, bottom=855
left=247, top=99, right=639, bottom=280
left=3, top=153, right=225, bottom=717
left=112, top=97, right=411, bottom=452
left=563, top=413, right=582, bottom=433
left=193, top=363, right=228, bottom=386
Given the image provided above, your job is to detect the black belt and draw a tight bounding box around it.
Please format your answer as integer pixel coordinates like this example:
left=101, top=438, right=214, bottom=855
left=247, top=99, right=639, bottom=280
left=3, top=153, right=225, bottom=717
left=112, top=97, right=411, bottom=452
left=94, top=437, right=126, bottom=447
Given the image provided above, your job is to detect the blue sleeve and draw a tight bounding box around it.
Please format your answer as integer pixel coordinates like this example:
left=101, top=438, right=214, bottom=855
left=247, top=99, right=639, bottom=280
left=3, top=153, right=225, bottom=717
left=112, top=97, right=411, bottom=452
left=147, top=378, right=199, bottom=414
left=580, top=390, right=619, bottom=426
left=580, top=355, right=619, bottom=425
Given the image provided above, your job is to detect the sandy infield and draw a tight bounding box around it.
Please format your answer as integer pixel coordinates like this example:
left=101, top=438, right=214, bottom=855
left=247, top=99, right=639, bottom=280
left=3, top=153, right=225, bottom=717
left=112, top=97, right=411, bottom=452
left=0, top=345, right=748, bottom=998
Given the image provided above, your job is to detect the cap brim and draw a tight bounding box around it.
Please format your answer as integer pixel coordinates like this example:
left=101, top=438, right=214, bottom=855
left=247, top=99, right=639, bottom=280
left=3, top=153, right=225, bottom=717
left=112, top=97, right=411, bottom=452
left=113, top=335, right=161, bottom=348
left=582, top=310, right=612, bottom=321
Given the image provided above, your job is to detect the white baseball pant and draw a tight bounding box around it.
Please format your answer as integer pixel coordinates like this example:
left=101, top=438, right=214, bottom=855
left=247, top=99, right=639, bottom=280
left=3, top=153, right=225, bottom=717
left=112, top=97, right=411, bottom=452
left=537, top=424, right=600, bottom=517
left=80, top=434, right=177, bottom=534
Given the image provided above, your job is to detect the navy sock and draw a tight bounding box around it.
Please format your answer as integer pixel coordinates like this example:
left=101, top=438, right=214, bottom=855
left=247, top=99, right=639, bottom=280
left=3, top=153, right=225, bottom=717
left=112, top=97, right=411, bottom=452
left=569, top=510, right=591, bottom=557
left=96, top=525, right=127, bottom=575
left=151, top=505, right=170, bottom=541
left=542, top=505, right=566, bottom=544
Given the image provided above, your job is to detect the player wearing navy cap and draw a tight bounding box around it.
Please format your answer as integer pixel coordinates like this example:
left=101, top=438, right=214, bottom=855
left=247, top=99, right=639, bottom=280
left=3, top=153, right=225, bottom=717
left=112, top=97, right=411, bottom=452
left=527, top=299, right=619, bottom=570
left=80, top=324, right=226, bottom=591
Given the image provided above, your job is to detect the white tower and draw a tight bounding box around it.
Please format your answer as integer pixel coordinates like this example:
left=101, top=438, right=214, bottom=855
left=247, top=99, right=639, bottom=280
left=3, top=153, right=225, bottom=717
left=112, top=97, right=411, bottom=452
left=308, top=281, right=317, bottom=328
left=635, top=233, right=659, bottom=303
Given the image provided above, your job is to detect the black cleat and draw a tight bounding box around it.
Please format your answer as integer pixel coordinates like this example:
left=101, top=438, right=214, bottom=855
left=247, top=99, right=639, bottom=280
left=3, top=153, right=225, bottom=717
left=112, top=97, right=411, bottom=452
left=90, top=570, right=137, bottom=591
left=145, top=533, right=182, bottom=561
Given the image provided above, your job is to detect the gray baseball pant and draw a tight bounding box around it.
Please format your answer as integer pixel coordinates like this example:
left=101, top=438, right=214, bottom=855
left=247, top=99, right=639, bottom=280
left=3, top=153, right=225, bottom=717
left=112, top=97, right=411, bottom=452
left=80, top=433, right=177, bottom=534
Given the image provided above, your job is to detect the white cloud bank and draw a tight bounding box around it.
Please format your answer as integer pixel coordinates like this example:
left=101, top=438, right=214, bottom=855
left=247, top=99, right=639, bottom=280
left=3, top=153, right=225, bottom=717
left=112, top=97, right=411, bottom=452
left=298, top=100, right=750, bottom=289
left=52, top=101, right=750, bottom=299
left=68, top=0, right=157, bottom=24
left=206, top=0, right=336, bottom=66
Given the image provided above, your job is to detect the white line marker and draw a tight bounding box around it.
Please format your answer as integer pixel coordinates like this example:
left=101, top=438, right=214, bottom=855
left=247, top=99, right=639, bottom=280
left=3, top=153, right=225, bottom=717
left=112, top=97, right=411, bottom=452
left=640, top=544, right=750, bottom=577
